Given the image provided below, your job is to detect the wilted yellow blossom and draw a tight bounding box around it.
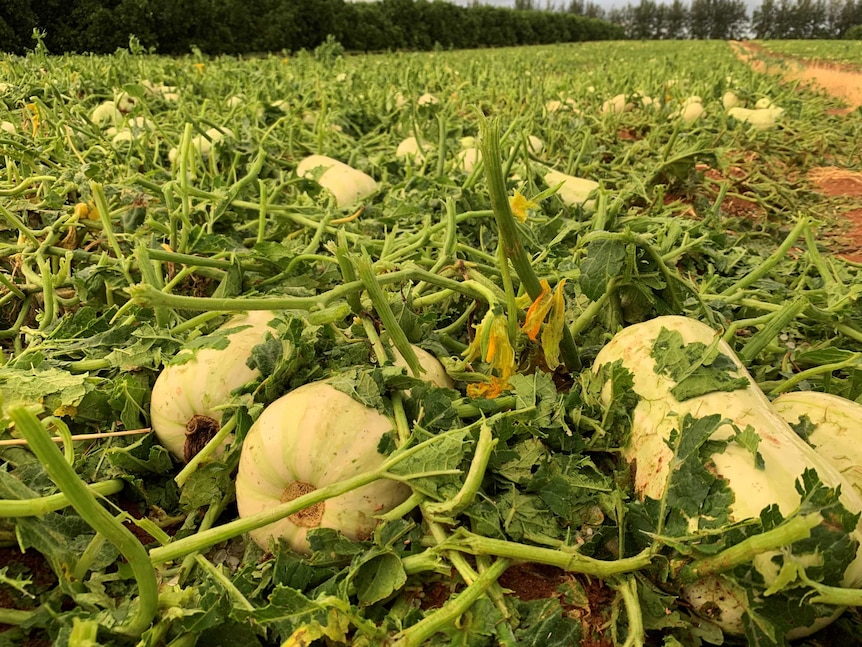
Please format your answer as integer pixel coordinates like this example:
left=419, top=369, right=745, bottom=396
left=541, top=279, right=567, bottom=370
left=463, top=309, right=517, bottom=398
left=521, top=279, right=567, bottom=369
left=25, top=103, right=39, bottom=136
left=521, top=280, right=552, bottom=341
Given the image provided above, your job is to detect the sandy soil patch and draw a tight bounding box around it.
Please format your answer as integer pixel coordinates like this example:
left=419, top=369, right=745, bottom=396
left=731, top=41, right=862, bottom=112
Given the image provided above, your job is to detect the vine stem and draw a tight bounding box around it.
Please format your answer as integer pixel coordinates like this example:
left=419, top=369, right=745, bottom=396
left=0, top=428, right=152, bottom=447
left=443, top=529, right=655, bottom=576
left=613, top=576, right=645, bottom=647
left=423, top=421, right=495, bottom=521
left=129, top=267, right=492, bottom=312
left=355, top=251, right=422, bottom=377
left=718, top=216, right=809, bottom=298
left=674, top=513, right=822, bottom=584
left=174, top=413, right=238, bottom=487
left=391, top=557, right=511, bottom=647
left=10, top=407, right=158, bottom=637
left=0, top=479, right=124, bottom=517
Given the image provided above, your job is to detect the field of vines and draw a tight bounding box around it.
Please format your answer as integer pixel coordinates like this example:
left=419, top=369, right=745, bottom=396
left=2, top=38, right=862, bottom=646
left=756, top=38, right=862, bottom=68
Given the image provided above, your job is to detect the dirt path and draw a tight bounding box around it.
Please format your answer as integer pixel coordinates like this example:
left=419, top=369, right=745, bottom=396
left=729, top=41, right=862, bottom=262
left=730, top=40, right=862, bottom=112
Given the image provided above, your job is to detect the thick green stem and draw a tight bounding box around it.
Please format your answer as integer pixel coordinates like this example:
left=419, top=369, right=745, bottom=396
left=178, top=494, right=232, bottom=586
left=414, top=199, right=457, bottom=296
left=91, top=182, right=133, bottom=285
left=737, top=296, right=807, bottom=364
left=675, top=513, right=821, bottom=583
left=10, top=407, right=157, bottom=636
left=719, top=217, right=809, bottom=298
left=0, top=479, right=124, bottom=517
left=799, top=570, right=862, bottom=606
left=614, top=576, right=645, bottom=647
left=335, top=230, right=363, bottom=314
left=392, top=558, right=510, bottom=647
left=0, top=608, right=34, bottom=625
left=135, top=243, right=171, bottom=328
left=174, top=413, right=238, bottom=487
left=401, top=548, right=449, bottom=576
left=129, top=267, right=491, bottom=312
left=355, top=252, right=422, bottom=378
left=768, top=354, right=862, bottom=396
left=0, top=175, right=56, bottom=197
left=570, top=278, right=617, bottom=338
left=444, top=529, right=654, bottom=576
left=377, top=491, right=423, bottom=522
left=0, top=271, right=25, bottom=299
left=423, top=421, right=495, bottom=521
left=153, top=468, right=386, bottom=564
left=0, top=203, right=40, bottom=244
left=480, top=119, right=580, bottom=372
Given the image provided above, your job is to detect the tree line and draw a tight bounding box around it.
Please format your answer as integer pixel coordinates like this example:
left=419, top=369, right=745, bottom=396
left=2, top=0, right=859, bottom=56
left=565, top=0, right=862, bottom=40
left=0, top=0, right=623, bottom=56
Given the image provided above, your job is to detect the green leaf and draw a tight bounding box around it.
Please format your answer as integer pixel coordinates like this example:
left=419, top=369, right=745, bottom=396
left=785, top=413, right=816, bottom=444
left=211, top=257, right=244, bottom=299
left=496, top=438, right=547, bottom=484
left=439, top=597, right=504, bottom=644
left=351, top=551, right=407, bottom=606
left=529, top=454, right=612, bottom=520
left=195, top=619, right=263, bottom=646
left=179, top=462, right=235, bottom=512
left=388, top=429, right=468, bottom=499
left=509, top=372, right=562, bottom=431
left=513, top=598, right=582, bottom=646
left=307, top=528, right=368, bottom=566
left=729, top=424, right=765, bottom=470
left=580, top=239, right=627, bottom=301
left=0, top=566, right=33, bottom=599
left=408, top=383, right=459, bottom=431
left=662, top=413, right=734, bottom=534
left=496, top=489, right=561, bottom=542
left=104, top=434, right=173, bottom=475
left=239, top=586, right=353, bottom=643
left=328, top=368, right=386, bottom=411
left=651, top=327, right=749, bottom=401
left=108, top=373, right=150, bottom=430
left=0, top=366, right=88, bottom=415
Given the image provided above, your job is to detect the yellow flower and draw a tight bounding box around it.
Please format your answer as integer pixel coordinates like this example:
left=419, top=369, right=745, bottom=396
left=485, top=314, right=515, bottom=380
left=541, top=279, right=567, bottom=370
left=25, top=103, right=39, bottom=136
left=466, top=376, right=508, bottom=400
left=521, top=280, right=552, bottom=341
left=521, top=280, right=567, bottom=370
left=193, top=63, right=205, bottom=74
left=509, top=190, right=538, bottom=223
left=463, top=309, right=517, bottom=397
left=73, top=202, right=98, bottom=220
